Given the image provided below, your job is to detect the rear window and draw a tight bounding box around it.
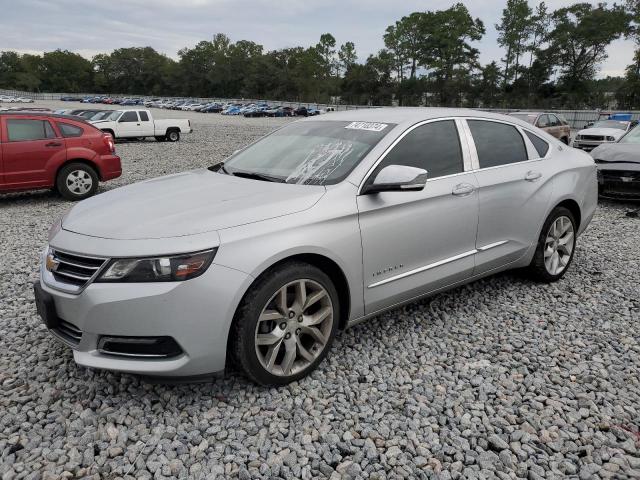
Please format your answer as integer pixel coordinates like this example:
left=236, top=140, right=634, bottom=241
left=139, top=111, right=149, bottom=121
left=524, top=130, right=550, bottom=158
left=468, top=120, right=528, bottom=168
left=57, top=122, right=84, bottom=137
left=6, top=119, right=56, bottom=141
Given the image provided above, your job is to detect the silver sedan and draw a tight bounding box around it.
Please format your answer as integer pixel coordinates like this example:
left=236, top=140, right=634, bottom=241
left=36, top=108, right=598, bottom=385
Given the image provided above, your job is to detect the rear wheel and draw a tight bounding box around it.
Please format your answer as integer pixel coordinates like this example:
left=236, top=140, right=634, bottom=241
left=166, top=130, right=180, bottom=142
left=526, top=206, right=577, bottom=282
left=231, top=262, right=339, bottom=385
left=56, top=162, right=99, bottom=201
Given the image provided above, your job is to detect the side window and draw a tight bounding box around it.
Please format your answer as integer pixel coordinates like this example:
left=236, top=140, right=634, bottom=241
left=468, top=120, right=528, bottom=168
left=120, top=111, right=138, bottom=122
left=374, top=120, right=463, bottom=179
left=548, top=114, right=560, bottom=127
left=537, top=115, right=550, bottom=128
left=57, top=122, right=84, bottom=137
left=7, top=119, right=54, bottom=141
left=524, top=130, right=550, bottom=158
left=139, top=111, right=149, bottom=121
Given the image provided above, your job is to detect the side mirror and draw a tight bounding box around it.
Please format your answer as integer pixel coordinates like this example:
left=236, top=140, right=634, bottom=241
left=362, top=165, right=428, bottom=195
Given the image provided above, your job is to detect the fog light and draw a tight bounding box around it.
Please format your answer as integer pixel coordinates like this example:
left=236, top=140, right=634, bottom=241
left=98, top=336, right=183, bottom=358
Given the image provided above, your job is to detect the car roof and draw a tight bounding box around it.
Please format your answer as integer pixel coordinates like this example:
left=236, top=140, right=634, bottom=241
left=0, top=111, right=90, bottom=123
left=301, top=107, right=534, bottom=129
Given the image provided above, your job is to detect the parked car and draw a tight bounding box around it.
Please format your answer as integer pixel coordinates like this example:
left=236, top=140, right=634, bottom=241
left=573, top=119, right=637, bottom=152
left=508, top=112, right=571, bottom=144
left=0, top=111, right=121, bottom=199
left=90, top=109, right=192, bottom=142
left=591, top=124, right=640, bottom=199
left=35, top=108, right=596, bottom=385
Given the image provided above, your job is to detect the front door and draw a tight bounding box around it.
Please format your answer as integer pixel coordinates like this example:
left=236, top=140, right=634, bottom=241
left=1, top=117, right=65, bottom=189
left=465, top=119, right=553, bottom=274
left=116, top=111, right=142, bottom=137
left=357, top=119, right=479, bottom=314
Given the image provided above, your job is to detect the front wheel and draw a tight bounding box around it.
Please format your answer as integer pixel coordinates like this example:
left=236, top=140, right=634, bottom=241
left=526, top=206, right=577, bottom=282
left=56, top=162, right=99, bottom=201
left=166, top=130, right=180, bottom=142
left=231, top=262, right=339, bottom=385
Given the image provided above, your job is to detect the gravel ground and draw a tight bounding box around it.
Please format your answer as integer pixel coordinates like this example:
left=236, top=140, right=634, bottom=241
left=1, top=101, right=640, bottom=479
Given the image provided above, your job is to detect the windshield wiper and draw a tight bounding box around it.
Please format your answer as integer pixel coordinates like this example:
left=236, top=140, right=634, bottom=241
left=208, top=162, right=230, bottom=174
left=230, top=171, right=286, bottom=183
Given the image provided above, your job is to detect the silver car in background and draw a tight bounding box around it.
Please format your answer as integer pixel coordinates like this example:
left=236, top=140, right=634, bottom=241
left=35, top=108, right=598, bottom=385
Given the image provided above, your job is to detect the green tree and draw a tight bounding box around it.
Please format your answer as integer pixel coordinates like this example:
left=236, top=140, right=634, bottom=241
left=496, top=0, right=533, bottom=88
left=384, top=13, right=426, bottom=79
left=421, top=4, right=485, bottom=105
left=548, top=3, right=631, bottom=102
left=338, top=42, right=357, bottom=75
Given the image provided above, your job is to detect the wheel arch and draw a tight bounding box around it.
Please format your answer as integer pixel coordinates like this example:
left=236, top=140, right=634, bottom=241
left=55, top=158, right=101, bottom=181
left=235, top=252, right=352, bottom=330
left=553, top=198, right=582, bottom=231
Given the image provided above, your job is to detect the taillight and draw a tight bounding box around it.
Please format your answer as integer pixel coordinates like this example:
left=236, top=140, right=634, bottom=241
left=103, top=133, right=115, bottom=153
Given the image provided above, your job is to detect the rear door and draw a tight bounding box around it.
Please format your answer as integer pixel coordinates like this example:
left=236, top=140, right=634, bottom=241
left=115, top=111, right=141, bottom=137
left=465, top=119, right=553, bottom=275
left=0, top=116, right=65, bottom=189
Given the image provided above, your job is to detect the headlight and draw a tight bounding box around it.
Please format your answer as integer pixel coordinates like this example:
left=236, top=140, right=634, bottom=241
left=606, top=136, right=615, bottom=141
left=575, top=135, right=582, bottom=141
left=97, top=249, right=217, bottom=283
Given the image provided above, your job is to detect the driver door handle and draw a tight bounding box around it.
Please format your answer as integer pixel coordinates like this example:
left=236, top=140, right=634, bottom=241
left=525, top=170, right=542, bottom=182
left=452, top=183, right=476, bottom=196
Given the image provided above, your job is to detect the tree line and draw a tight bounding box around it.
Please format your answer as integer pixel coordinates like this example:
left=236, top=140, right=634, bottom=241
left=1, top=1, right=639, bottom=109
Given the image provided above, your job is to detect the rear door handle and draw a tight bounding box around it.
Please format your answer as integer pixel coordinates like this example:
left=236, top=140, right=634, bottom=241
left=525, top=171, right=542, bottom=182
left=452, top=183, right=476, bottom=196
left=45, top=142, right=62, bottom=147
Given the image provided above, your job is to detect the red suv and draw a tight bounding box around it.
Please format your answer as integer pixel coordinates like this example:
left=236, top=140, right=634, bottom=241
left=0, top=112, right=121, bottom=200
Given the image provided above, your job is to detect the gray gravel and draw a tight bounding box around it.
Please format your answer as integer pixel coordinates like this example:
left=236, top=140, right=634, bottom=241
left=1, top=102, right=640, bottom=479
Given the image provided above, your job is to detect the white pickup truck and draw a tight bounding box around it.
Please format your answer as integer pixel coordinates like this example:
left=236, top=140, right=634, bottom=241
left=90, top=109, right=192, bottom=142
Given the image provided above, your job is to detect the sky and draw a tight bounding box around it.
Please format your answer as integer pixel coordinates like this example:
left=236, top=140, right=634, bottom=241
left=0, top=0, right=635, bottom=78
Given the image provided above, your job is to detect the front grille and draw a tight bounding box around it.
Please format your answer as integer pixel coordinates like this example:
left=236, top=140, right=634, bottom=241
left=599, top=170, right=640, bottom=198
left=581, top=135, right=604, bottom=141
left=49, top=249, right=107, bottom=288
left=53, top=320, right=82, bottom=346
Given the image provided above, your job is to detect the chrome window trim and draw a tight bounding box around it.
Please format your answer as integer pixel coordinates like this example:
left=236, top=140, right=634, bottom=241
left=357, top=117, right=470, bottom=195
left=367, top=240, right=509, bottom=289
left=461, top=117, right=552, bottom=172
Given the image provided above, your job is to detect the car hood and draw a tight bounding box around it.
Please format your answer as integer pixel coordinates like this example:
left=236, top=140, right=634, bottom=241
left=591, top=143, right=640, bottom=165
left=578, top=128, right=625, bottom=138
left=62, top=169, right=326, bottom=240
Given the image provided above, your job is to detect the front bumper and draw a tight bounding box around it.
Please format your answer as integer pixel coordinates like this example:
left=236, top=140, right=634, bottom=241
left=573, top=140, right=614, bottom=152
left=598, top=169, right=640, bottom=199
left=37, top=256, right=253, bottom=377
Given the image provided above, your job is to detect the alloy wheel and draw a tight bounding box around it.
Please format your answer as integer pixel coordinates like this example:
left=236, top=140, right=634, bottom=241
left=544, top=215, right=575, bottom=275
left=65, top=170, right=93, bottom=195
left=254, top=279, right=333, bottom=377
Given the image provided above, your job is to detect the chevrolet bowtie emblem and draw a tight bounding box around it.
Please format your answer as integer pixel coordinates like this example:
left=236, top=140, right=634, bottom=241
left=46, top=253, right=60, bottom=272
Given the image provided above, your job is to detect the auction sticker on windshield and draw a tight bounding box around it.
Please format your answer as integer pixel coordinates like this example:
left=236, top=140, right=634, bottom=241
left=345, top=122, right=388, bottom=132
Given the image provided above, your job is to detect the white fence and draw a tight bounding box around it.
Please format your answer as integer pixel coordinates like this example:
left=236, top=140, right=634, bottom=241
left=2, top=88, right=639, bottom=129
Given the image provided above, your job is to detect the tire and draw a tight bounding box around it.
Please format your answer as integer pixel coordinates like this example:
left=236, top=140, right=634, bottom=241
left=166, top=130, right=180, bottom=142
left=56, top=162, right=99, bottom=201
left=526, top=206, right=577, bottom=282
left=231, top=262, right=340, bottom=385
left=155, top=136, right=166, bottom=142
